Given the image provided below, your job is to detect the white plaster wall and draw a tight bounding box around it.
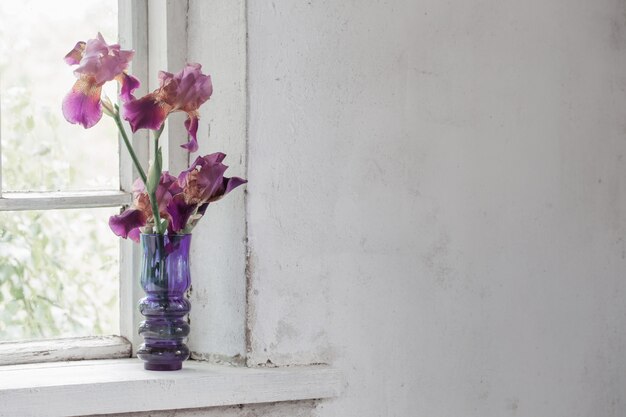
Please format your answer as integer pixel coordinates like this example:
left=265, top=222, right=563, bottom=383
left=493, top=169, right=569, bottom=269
left=245, top=1, right=626, bottom=416
left=117, top=1, right=626, bottom=416
left=186, top=0, right=248, bottom=362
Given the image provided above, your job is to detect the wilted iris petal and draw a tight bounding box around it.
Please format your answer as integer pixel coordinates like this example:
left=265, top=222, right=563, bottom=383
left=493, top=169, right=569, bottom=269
left=62, top=78, right=103, bottom=128
left=196, top=202, right=209, bottom=216
left=167, top=175, right=183, bottom=196
left=159, top=171, right=178, bottom=190
left=123, top=94, right=170, bottom=133
left=156, top=172, right=179, bottom=212
left=181, top=116, right=199, bottom=152
left=167, top=194, right=197, bottom=233
left=131, top=172, right=180, bottom=227
left=177, top=152, right=247, bottom=211
left=164, top=154, right=248, bottom=232
left=178, top=153, right=225, bottom=187
left=223, top=176, right=247, bottom=196
left=178, top=154, right=228, bottom=204
left=109, top=209, right=147, bottom=241
left=209, top=176, right=248, bottom=203
left=174, top=172, right=246, bottom=232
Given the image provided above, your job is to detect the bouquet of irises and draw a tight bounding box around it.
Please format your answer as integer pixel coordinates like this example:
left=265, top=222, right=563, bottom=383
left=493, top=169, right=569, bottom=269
left=62, top=33, right=246, bottom=241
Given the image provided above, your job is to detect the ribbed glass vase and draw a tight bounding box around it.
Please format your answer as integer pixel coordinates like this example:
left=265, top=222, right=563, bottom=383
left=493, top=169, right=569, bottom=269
left=137, top=233, right=191, bottom=371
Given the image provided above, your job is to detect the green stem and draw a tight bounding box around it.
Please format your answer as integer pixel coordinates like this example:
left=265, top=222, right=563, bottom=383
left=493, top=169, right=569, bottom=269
left=109, top=106, right=165, bottom=235
left=112, top=106, right=147, bottom=184
left=149, top=126, right=165, bottom=234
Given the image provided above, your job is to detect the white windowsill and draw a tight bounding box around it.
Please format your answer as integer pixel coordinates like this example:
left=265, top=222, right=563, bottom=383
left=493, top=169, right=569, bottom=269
left=0, top=359, right=343, bottom=417
left=0, top=336, right=131, bottom=366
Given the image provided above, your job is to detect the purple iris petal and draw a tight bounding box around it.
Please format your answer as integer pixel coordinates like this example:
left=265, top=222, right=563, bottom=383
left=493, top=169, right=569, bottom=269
left=123, top=95, right=169, bottom=132
left=197, top=162, right=228, bottom=200
left=159, top=171, right=178, bottom=192
left=197, top=202, right=209, bottom=216
left=119, top=73, right=140, bottom=102
left=132, top=177, right=146, bottom=194
left=127, top=227, right=142, bottom=243
left=179, top=153, right=246, bottom=205
left=167, top=194, right=197, bottom=232
left=109, top=209, right=146, bottom=240
left=175, top=65, right=212, bottom=109
left=62, top=83, right=103, bottom=129
left=126, top=64, right=212, bottom=150
left=224, top=176, right=247, bottom=194
left=181, top=116, right=199, bottom=152
left=209, top=176, right=248, bottom=203
left=208, top=153, right=227, bottom=163
left=74, top=33, right=134, bottom=84
left=156, top=172, right=179, bottom=212
left=165, top=172, right=183, bottom=196
left=192, top=177, right=246, bottom=217
left=179, top=153, right=225, bottom=186
left=64, top=41, right=86, bottom=65
left=64, top=34, right=137, bottom=130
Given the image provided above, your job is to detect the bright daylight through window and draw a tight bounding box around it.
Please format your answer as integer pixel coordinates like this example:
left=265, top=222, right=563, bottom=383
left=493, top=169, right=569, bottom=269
left=0, top=0, right=120, bottom=340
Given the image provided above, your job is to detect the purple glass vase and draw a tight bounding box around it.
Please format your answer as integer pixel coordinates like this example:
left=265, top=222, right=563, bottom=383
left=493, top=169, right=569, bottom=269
left=137, top=233, right=191, bottom=371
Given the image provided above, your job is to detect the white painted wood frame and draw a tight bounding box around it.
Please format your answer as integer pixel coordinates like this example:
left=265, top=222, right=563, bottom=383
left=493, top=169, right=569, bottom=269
left=0, top=0, right=249, bottom=368
left=0, top=336, right=131, bottom=366
left=117, top=0, right=192, bottom=355
left=0, top=359, right=343, bottom=417
left=0, top=191, right=131, bottom=211
left=118, top=0, right=150, bottom=354
left=147, top=0, right=191, bottom=176
left=186, top=0, right=249, bottom=364
left=0, top=80, right=3, bottom=196
left=0, top=2, right=149, bottom=364
left=130, top=0, right=251, bottom=363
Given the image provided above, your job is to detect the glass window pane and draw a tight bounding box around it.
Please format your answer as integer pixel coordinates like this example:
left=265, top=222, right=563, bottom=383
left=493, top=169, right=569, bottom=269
left=0, top=207, right=119, bottom=341
left=0, top=0, right=119, bottom=192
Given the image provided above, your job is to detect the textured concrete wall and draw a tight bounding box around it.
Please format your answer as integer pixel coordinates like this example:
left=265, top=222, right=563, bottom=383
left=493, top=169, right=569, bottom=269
left=245, top=1, right=626, bottom=416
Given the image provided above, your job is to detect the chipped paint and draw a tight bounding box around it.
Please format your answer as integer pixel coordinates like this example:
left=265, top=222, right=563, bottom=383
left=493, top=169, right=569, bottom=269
left=99, top=400, right=318, bottom=417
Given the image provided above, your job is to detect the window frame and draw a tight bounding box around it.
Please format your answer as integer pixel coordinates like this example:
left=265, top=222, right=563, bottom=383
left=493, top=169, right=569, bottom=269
left=0, top=0, right=240, bottom=366
left=118, top=0, right=191, bottom=355
left=0, top=0, right=179, bottom=364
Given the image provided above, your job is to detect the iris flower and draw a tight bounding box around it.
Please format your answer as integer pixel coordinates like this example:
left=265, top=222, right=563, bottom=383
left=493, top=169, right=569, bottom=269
left=63, top=33, right=139, bottom=128
left=109, top=172, right=180, bottom=242
left=168, top=153, right=247, bottom=231
left=109, top=154, right=246, bottom=240
left=122, top=63, right=213, bottom=152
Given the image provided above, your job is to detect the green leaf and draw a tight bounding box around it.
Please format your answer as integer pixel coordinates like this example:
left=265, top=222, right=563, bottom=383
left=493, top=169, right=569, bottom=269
left=25, top=116, right=35, bottom=131
left=9, top=285, right=23, bottom=300
left=0, top=264, right=14, bottom=280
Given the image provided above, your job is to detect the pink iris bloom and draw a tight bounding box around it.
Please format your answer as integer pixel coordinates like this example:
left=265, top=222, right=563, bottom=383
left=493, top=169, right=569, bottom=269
left=109, top=172, right=180, bottom=242
left=122, top=63, right=213, bottom=152
left=63, top=33, right=139, bottom=128
left=109, top=154, right=246, bottom=239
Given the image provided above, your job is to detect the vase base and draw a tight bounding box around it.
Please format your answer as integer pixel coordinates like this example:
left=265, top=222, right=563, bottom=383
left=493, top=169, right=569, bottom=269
left=144, top=362, right=182, bottom=371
